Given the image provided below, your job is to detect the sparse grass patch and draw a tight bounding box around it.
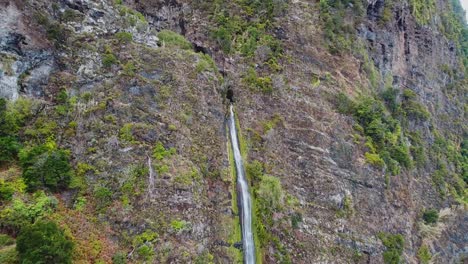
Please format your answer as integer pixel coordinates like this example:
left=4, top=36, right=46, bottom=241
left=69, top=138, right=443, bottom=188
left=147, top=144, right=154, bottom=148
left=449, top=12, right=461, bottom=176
left=158, top=30, right=192, bottom=50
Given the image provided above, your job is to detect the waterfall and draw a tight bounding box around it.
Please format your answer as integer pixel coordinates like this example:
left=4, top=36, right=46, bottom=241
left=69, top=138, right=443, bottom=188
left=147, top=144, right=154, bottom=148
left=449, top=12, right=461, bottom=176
left=146, top=155, right=155, bottom=200
left=228, top=104, right=255, bottom=264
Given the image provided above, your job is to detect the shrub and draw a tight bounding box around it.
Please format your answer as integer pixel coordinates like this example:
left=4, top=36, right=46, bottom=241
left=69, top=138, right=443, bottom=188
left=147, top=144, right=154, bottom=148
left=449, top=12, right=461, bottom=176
left=0, top=234, right=14, bottom=247
left=335, top=92, right=354, bottom=114
left=157, top=30, right=192, bottom=50
left=115, top=32, right=133, bottom=43
left=246, top=160, right=264, bottom=184
left=0, top=181, right=15, bottom=201
left=19, top=144, right=72, bottom=192
left=94, top=186, right=112, bottom=208
left=256, top=175, right=284, bottom=219
left=122, top=62, right=137, bottom=76
left=365, top=152, right=385, bottom=167
left=422, top=209, right=439, bottom=224
left=102, top=53, right=118, bottom=68
left=378, top=232, right=404, bottom=264
left=0, top=136, right=21, bottom=164
left=417, top=245, right=431, bottom=264
left=170, top=219, right=190, bottom=233
left=152, top=142, right=176, bottom=160
left=112, top=252, right=127, bottom=264
left=291, top=212, right=303, bottom=229
left=381, top=88, right=399, bottom=113
left=119, top=123, right=135, bottom=143
left=0, top=191, right=56, bottom=231
left=16, top=220, right=74, bottom=264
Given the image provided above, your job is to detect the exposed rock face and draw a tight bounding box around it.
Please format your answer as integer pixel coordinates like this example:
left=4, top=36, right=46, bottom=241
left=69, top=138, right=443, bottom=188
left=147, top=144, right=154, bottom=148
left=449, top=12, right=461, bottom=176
left=0, top=2, right=54, bottom=99
left=0, top=0, right=466, bottom=263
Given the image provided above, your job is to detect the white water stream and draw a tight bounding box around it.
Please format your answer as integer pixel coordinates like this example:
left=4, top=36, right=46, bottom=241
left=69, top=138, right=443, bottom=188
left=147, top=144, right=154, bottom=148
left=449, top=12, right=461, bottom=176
left=228, top=104, right=255, bottom=264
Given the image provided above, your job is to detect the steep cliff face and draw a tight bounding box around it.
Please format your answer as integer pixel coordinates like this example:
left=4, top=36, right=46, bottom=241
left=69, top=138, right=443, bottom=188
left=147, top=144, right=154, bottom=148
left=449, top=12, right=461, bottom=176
left=0, top=0, right=466, bottom=263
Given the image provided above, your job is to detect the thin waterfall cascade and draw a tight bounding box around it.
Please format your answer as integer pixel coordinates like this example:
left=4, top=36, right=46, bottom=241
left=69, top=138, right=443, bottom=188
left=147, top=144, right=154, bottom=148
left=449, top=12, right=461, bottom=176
left=146, top=155, right=155, bottom=200
left=228, top=104, right=255, bottom=264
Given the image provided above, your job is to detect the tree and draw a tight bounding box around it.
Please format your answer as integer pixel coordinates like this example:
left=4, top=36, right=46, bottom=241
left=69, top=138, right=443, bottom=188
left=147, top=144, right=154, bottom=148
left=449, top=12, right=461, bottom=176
left=16, top=220, right=74, bottom=264
left=19, top=145, right=72, bottom=192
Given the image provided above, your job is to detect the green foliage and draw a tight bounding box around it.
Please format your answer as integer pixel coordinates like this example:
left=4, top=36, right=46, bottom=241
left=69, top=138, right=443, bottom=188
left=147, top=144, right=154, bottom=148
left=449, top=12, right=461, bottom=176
left=350, top=97, right=412, bottom=173
left=170, top=219, right=190, bottom=233
left=335, top=92, right=354, bottom=114
left=93, top=185, right=112, bottom=209
left=378, top=232, right=405, bottom=264
left=119, top=123, right=135, bottom=143
left=122, top=62, right=137, bottom=76
left=246, top=160, right=264, bottom=184
left=152, top=142, right=176, bottom=161
left=0, top=136, right=21, bottom=164
left=290, top=212, right=302, bottom=229
left=19, top=144, right=72, bottom=192
left=0, top=181, right=15, bottom=201
left=102, top=53, right=118, bottom=68
left=34, top=12, right=69, bottom=46
left=365, top=152, right=385, bottom=167
left=16, top=220, right=74, bottom=264
left=409, top=0, right=435, bottom=25
left=0, top=191, right=56, bottom=231
left=257, top=175, right=283, bottom=212
left=0, top=234, right=14, bottom=247
left=319, top=0, right=363, bottom=54
left=115, top=32, right=133, bottom=43
left=432, top=166, right=448, bottom=197
left=158, top=30, right=192, bottom=50
left=417, top=245, right=431, bottom=264
left=422, top=209, right=439, bottom=224
left=243, top=67, right=273, bottom=93
left=210, top=0, right=284, bottom=63
left=195, top=251, right=214, bottom=264
left=381, top=88, right=399, bottom=113
left=0, top=245, right=17, bottom=264
left=401, top=89, right=430, bottom=121
left=112, top=252, right=127, bottom=264
left=5, top=98, right=34, bottom=131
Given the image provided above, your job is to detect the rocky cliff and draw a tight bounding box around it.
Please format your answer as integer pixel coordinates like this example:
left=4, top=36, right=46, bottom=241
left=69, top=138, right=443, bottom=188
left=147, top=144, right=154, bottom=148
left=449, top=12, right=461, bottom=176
left=0, top=0, right=466, bottom=263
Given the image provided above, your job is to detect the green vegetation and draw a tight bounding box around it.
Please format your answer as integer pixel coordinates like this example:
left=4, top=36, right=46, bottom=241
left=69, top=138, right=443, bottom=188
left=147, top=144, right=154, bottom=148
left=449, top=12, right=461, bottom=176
left=19, top=143, right=72, bottom=192
left=401, top=89, right=430, bottom=121
left=210, top=0, right=285, bottom=56
left=35, top=12, right=70, bottom=47
left=341, top=96, right=412, bottom=174
left=115, top=32, right=133, bottom=43
left=409, top=0, right=435, bottom=25
left=422, top=209, right=439, bottom=224
left=319, top=0, right=364, bottom=54
left=0, top=181, right=15, bottom=201
left=16, top=220, right=74, bottom=264
left=152, top=142, right=176, bottom=160
left=0, top=98, right=34, bottom=165
left=377, top=232, right=405, bottom=264
left=119, top=123, right=135, bottom=143
left=132, top=229, right=158, bottom=260
left=0, top=191, right=56, bottom=231
left=0, top=234, right=14, bottom=247
left=94, top=185, right=112, bottom=209
left=246, top=161, right=290, bottom=263
left=243, top=67, right=273, bottom=94
left=158, top=30, right=192, bottom=50
left=102, top=53, right=118, bottom=68
left=112, top=252, right=127, bottom=264
left=170, top=219, right=191, bottom=233
left=417, top=245, right=432, bottom=264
